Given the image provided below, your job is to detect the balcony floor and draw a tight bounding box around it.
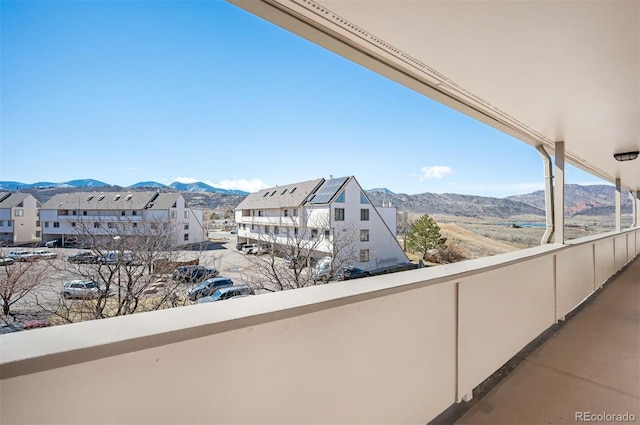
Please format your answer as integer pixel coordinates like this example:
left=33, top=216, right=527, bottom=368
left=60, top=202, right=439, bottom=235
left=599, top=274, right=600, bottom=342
left=448, top=257, right=640, bottom=425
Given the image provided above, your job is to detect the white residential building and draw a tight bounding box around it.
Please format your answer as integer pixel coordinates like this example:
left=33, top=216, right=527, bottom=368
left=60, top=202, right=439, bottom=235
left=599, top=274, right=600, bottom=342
left=235, top=176, right=408, bottom=271
left=0, top=192, right=41, bottom=245
left=39, top=192, right=206, bottom=248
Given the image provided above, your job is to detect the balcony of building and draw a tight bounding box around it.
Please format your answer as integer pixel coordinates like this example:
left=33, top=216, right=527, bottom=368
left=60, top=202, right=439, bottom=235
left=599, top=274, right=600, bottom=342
left=1, top=228, right=638, bottom=424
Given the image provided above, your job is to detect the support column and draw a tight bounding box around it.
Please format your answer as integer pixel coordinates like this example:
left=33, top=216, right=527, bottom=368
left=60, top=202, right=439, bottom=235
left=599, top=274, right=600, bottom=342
left=634, top=190, right=639, bottom=228
left=554, top=141, right=565, bottom=244
left=536, top=145, right=554, bottom=244
left=615, top=178, right=621, bottom=232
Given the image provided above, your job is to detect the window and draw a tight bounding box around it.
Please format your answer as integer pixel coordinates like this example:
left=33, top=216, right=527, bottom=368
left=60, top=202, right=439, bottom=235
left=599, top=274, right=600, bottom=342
left=184, top=233, right=189, bottom=241
left=293, top=209, right=298, bottom=217
left=360, top=191, right=370, bottom=204
left=93, top=222, right=100, bottom=228
left=53, top=222, right=60, bottom=228
left=171, top=210, right=177, bottom=218
left=283, top=209, right=288, bottom=217
left=251, top=224, right=255, bottom=231
left=335, top=208, right=345, bottom=221
left=44, top=222, right=49, bottom=228
left=184, top=223, right=189, bottom=230
left=14, top=209, right=23, bottom=217
left=311, top=229, right=318, bottom=238
left=184, top=211, right=189, bottom=218
left=274, top=226, right=279, bottom=235
left=335, top=191, right=345, bottom=203
left=72, top=210, right=77, bottom=216
left=360, top=249, right=370, bottom=262
left=107, top=223, right=114, bottom=228
left=36, top=221, right=40, bottom=227
left=0, top=220, right=4, bottom=226
left=294, top=227, right=298, bottom=236
left=360, top=229, right=370, bottom=242
left=361, top=209, right=369, bottom=221
left=132, top=223, right=137, bottom=228
left=36, top=231, right=41, bottom=237
left=121, top=211, right=126, bottom=216
left=16, top=201, right=23, bottom=207
left=83, top=211, right=87, bottom=216
left=132, top=211, right=137, bottom=216
left=87, top=195, right=94, bottom=201
left=264, top=225, right=269, bottom=234
left=242, top=223, right=246, bottom=230
left=324, top=229, right=330, bottom=238
left=258, top=210, right=263, bottom=217
left=71, top=222, right=76, bottom=227
left=7, top=220, right=12, bottom=227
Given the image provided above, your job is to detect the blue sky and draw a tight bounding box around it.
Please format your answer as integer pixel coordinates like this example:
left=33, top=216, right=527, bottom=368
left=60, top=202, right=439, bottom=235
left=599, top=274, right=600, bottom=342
left=1, top=0, right=603, bottom=197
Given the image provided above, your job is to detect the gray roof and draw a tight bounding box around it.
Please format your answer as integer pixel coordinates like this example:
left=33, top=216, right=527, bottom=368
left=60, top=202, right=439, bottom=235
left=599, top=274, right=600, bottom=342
left=306, top=177, right=350, bottom=205
left=235, top=178, right=324, bottom=210
left=147, top=193, right=181, bottom=210
left=40, top=192, right=174, bottom=211
left=0, top=192, right=31, bottom=209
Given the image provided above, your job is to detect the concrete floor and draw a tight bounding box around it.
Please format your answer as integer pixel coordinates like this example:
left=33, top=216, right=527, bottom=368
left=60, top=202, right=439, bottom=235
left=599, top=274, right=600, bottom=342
left=452, top=257, right=639, bottom=425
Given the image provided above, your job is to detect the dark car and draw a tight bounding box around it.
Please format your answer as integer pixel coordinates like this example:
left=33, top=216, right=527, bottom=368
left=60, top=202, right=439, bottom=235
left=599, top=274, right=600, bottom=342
left=68, top=252, right=99, bottom=264
left=187, top=277, right=234, bottom=301
left=172, top=265, right=219, bottom=284
left=338, top=267, right=371, bottom=281
left=197, top=285, right=255, bottom=304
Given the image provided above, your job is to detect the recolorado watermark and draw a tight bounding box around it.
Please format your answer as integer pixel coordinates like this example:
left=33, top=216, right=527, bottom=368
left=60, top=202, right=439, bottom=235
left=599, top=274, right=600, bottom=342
left=575, top=411, right=636, bottom=422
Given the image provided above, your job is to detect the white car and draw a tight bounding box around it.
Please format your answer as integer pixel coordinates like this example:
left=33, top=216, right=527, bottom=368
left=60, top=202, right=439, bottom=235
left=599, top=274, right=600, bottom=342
left=8, top=250, right=38, bottom=262
left=32, top=249, right=58, bottom=260
left=60, top=280, right=106, bottom=299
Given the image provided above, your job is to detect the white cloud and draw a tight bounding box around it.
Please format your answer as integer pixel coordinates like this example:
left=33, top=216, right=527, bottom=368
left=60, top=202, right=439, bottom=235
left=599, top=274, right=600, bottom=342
left=209, top=178, right=269, bottom=193
left=420, top=166, right=453, bottom=180
left=174, top=177, right=270, bottom=193
left=174, top=176, right=199, bottom=184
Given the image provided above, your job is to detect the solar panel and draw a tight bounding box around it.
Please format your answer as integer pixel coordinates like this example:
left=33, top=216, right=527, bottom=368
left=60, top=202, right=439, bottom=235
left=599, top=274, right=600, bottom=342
left=309, top=177, right=348, bottom=204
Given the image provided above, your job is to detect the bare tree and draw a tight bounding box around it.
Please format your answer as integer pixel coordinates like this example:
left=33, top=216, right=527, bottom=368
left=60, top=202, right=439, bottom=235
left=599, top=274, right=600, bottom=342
left=241, top=215, right=363, bottom=292
left=396, top=208, right=413, bottom=252
left=39, top=216, right=214, bottom=323
left=0, top=260, right=51, bottom=320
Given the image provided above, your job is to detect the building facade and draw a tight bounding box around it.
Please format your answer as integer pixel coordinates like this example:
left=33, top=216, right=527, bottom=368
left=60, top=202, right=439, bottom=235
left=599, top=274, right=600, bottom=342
left=39, top=192, right=206, bottom=248
left=235, top=176, right=408, bottom=271
left=0, top=192, right=41, bottom=245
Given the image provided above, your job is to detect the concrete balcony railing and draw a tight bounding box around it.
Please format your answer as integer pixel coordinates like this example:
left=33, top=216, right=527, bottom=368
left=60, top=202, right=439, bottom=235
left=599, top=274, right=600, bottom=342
left=1, top=228, right=638, bottom=424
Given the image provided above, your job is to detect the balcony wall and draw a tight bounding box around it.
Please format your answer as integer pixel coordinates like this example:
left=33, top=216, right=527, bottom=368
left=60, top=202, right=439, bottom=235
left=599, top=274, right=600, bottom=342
left=1, top=228, right=638, bottom=424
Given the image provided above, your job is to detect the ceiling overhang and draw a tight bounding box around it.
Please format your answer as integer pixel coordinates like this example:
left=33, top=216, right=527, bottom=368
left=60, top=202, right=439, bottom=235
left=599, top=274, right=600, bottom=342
left=229, top=0, right=640, bottom=193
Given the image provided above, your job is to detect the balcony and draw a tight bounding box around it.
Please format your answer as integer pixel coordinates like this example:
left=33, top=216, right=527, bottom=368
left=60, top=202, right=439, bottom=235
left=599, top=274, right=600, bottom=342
left=1, top=229, right=638, bottom=424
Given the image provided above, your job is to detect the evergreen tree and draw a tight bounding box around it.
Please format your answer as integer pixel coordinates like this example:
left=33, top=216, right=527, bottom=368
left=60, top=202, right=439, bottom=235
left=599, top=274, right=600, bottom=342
left=406, top=214, right=446, bottom=257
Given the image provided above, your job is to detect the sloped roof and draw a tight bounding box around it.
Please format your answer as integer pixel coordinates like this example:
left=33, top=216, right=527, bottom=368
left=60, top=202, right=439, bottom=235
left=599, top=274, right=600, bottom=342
left=41, top=192, right=160, bottom=211
left=235, top=178, right=324, bottom=210
left=146, top=193, right=181, bottom=210
left=0, top=192, right=31, bottom=209
left=306, top=176, right=350, bottom=205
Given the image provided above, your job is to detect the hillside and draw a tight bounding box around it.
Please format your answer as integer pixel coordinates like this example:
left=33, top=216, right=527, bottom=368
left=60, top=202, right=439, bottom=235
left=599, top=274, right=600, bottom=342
left=507, top=184, right=633, bottom=215
left=366, top=191, right=545, bottom=218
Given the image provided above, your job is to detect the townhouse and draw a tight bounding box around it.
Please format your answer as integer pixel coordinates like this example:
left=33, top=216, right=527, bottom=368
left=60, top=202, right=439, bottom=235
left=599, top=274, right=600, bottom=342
left=235, top=176, right=408, bottom=271
left=39, top=191, right=206, bottom=248
left=0, top=192, right=41, bottom=245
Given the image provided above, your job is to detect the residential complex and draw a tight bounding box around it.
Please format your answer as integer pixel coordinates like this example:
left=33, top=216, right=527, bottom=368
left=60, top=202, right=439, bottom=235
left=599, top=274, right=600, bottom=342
left=39, top=191, right=206, bottom=248
left=235, top=176, right=408, bottom=271
left=0, top=192, right=41, bottom=246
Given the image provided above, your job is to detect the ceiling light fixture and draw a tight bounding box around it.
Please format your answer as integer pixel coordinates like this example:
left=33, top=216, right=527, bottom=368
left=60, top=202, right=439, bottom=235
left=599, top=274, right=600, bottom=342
left=613, top=151, right=639, bottom=162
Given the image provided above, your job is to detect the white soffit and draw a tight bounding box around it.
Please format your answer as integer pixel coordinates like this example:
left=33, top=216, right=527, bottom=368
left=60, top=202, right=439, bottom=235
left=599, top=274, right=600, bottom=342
left=229, top=0, right=640, bottom=192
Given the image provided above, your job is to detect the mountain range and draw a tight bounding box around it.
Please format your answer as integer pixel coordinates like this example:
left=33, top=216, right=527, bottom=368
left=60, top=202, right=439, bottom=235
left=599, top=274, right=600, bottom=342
left=0, top=179, right=248, bottom=195
left=1, top=180, right=632, bottom=219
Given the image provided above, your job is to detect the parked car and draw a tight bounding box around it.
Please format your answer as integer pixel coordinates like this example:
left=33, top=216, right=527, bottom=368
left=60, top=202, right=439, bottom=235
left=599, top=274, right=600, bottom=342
left=284, top=255, right=316, bottom=269
left=172, top=265, right=219, bottom=284
left=337, top=266, right=371, bottom=281
left=8, top=250, right=37, bottom=262
left=236, top=242, right=248, bottom=250
left=97, top=250, right=137, bottom=265
left=68, top=251, right=99, bottom=264
left=0, top=323, right=24, bottom=334
left=44, top=239, right=62, bottom=248
left=32, top=249, right=57, bottom=260
left=60, top=280, right=106, bottom=299
left=196, top=285, right=255, bottom=304
left=241, top=244, right=258, bottom=254
left=0, top=257, right=15, bottom=266
left=311, top=256, right=333, bottom=282
left=187, top=277, right=234, bottom=301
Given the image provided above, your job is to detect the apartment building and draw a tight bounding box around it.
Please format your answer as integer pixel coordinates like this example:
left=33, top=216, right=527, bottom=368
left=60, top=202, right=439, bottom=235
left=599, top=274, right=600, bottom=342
left=39, top=191, right=206, bottom=248
left=0, top=192, right=41, bottom=245
left=235, top=176, right=408, bottom=271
